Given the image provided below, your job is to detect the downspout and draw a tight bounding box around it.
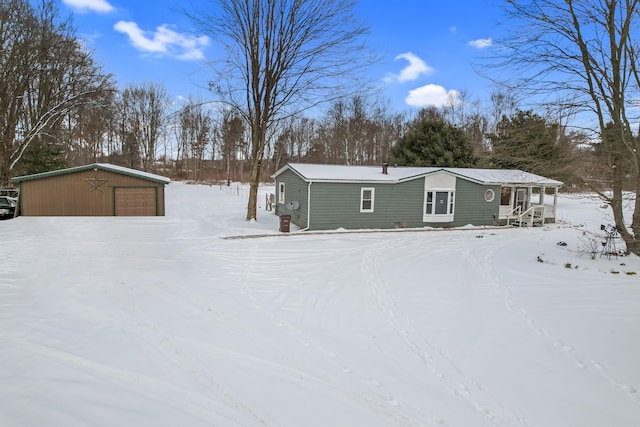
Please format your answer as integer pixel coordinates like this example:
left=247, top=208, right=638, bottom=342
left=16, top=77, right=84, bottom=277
left=300, top=180, right=312, bottom=231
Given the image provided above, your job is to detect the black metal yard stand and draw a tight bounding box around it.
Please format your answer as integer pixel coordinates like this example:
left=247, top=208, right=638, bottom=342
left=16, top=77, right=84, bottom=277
left=600, top=224, right=621, bottom=260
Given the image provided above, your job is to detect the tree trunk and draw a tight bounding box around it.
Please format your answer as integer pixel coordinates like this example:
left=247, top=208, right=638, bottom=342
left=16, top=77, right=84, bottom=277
left=0, top=163, right=10, bottom=188
left=622, top=177, right=640, bottom=256
left=609, top=151, right=640, bottom=255
left=246, top=159, right=260, bottom=221
left=633, top=176, right=640, bottom=236
left=246, top=121, right=264, bottom=221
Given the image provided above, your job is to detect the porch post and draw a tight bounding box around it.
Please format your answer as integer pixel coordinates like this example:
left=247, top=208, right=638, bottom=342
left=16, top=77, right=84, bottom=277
left=527, top=187, right=532, bottom=210
left=509, top=186, right=515, bottom=210
left=540, top=186, right=546, bottom=206
left=553, top=187, right=558, bottom=217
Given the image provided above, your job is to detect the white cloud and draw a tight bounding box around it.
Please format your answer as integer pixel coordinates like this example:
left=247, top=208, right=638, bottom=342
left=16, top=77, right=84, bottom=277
left=384, top=52, right=433, bottom=83
left=468, top=38, right=493, bottom=49
left=114, top=21, right=210, bottom=60
left=62, top=0, right=114, bottom=13
left=405, top=84, right=460, bottom=108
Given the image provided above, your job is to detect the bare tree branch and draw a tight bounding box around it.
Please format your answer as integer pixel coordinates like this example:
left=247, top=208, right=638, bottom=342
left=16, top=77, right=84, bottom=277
left=185, top=0, right=376, bottom=220
left=489, top=0, right=640, bottom=254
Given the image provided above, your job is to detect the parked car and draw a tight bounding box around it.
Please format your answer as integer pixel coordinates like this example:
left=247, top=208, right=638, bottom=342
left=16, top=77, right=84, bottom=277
left=0, top=196, right=17, bottom=219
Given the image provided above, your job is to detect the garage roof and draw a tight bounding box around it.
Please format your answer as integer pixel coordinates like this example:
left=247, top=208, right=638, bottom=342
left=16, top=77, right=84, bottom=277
left=11, top=163, right=171, bottom=185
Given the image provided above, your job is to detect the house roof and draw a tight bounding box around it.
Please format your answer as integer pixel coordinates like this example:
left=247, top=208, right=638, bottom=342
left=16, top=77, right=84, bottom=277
left=275, top=163, right=563, bottom=187
left=11, top=163, right=171, bottom=185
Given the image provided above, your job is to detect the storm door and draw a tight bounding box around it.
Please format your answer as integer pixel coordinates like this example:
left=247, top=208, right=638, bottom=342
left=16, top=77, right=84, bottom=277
left=434, top=191, right=449, bottom=215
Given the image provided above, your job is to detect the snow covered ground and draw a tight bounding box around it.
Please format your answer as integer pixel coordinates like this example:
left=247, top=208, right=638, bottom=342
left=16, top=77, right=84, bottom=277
left=1, top=182, right=639, bottom=427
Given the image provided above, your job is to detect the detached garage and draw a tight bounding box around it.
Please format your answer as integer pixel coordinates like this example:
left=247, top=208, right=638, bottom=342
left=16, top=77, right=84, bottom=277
left=11, top=163, right=170, bottom=216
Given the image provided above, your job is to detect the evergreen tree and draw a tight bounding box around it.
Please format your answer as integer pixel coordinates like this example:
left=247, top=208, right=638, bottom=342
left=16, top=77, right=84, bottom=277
left=391, top=118, right=476, bottom=167
left=16, top=138, right=67, bottom=176
left=487, top=110, right=570, bottom=179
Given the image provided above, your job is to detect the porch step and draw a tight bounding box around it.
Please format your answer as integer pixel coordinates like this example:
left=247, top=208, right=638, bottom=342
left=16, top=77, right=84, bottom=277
left=510, top=217, right=544, bottom=227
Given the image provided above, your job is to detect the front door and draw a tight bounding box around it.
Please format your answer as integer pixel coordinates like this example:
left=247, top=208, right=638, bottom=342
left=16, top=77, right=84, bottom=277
left=434, top=191, right=449, bottom=215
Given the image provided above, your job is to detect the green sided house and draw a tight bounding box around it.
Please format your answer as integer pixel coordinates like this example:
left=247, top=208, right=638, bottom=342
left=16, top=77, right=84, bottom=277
left=11, top=163, right=170, bottom=216
left=273, top=163, right=563, bottom=231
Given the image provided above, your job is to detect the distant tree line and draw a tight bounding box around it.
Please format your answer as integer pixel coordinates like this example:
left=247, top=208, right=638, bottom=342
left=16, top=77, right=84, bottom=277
left=0, top=0, right=610, bottom=191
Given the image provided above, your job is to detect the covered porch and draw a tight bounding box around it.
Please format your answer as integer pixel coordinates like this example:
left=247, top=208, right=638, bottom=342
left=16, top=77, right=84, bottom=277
left=499, top=185, right=561, bottom=227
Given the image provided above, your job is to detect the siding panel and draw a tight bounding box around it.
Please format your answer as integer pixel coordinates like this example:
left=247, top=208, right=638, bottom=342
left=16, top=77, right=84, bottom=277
left=309, top=179, right=425, bottom=230
left=451, top=179, right=500, bottom=227
left=274, top=169, right=308, bottom=228
left=304, top=177, right=501, bottom=230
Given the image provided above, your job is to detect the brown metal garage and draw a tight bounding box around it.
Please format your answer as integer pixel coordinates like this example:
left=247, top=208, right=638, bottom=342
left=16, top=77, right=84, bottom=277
left=10, top=163, right=170, bottom=216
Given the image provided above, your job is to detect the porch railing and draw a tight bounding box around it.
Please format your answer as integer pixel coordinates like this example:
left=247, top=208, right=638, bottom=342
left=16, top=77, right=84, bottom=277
left=507, top=205, right=545, bottom=227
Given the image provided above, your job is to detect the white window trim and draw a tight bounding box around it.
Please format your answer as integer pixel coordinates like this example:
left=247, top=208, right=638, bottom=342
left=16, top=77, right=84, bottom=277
left=360, top=187, right=375, bottom=213
left=423, top=188, right=455, bottom=222
left=278, top=182, right=285, bottom=204
left=484, top=188, right=496, bottom=202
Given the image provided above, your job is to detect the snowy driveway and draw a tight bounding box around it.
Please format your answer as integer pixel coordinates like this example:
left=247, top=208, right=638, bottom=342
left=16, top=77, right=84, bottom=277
left=1, top=183, right=639, bottom=426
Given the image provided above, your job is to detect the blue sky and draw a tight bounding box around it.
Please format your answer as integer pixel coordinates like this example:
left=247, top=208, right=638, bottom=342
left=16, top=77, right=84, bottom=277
left=59, top=0, right=504, bottom=112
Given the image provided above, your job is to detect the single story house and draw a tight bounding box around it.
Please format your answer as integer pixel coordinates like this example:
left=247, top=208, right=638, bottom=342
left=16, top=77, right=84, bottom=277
left=11, top=163, right=170, bottom=216
left=273, top=163, right=563, bottom=231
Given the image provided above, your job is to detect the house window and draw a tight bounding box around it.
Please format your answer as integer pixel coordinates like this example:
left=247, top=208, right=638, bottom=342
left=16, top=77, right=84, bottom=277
left=424, top=190, right=455, bottom=222
left=278, top=182, right=285, bottom=204
left=360, top=188, right=375, bottom=212
left=500, top=187, right=511, bottom=206
left=484, top=189, right=496, bottom=202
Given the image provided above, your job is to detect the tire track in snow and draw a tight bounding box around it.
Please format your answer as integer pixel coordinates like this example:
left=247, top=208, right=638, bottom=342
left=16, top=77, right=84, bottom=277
left=106, top=269, right=274, bottom=427
left=178, top=335, right=440, bottom=427
left=124, top=323, right=273, bottom=427
left=0, top=335, right=248, bottom=427
left=471, top=233, right=640, bottom=407
left=361, top=234, right=535, bottom=427
left=229, top=239, right=439, bottom=426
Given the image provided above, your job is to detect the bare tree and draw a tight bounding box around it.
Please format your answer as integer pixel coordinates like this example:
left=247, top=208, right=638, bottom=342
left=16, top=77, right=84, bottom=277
left=366, top=98, right=405, bottom=164
left=0, top=0, right=113, bottom=185
left=487, top=89, right=519, bottom=135
left=186, top=0, right=372, bottom=220
left=177, top=98, right=214, bottom=182
left=218, top=109, right=245, bottom=185
left=440, top=89, right=491, bottom=159
left=270, top=114, right=316, bottom=170
left=322, top=99, right=349, bottom=164
left=495, top=0, right=640, bottom=255
left=317, top=96, right=403, bottom=165
left=66, top=90, right=115, bottom=165
left=116, top=82, right=169, bottom=172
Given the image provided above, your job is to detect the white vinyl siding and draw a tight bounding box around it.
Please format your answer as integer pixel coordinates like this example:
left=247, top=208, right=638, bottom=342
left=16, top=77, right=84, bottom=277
left=360, top=187, right=375, bottom=212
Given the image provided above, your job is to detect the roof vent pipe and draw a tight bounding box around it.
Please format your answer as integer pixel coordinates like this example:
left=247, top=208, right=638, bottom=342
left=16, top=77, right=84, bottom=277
left=382, top=163, right=388, bottom=174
